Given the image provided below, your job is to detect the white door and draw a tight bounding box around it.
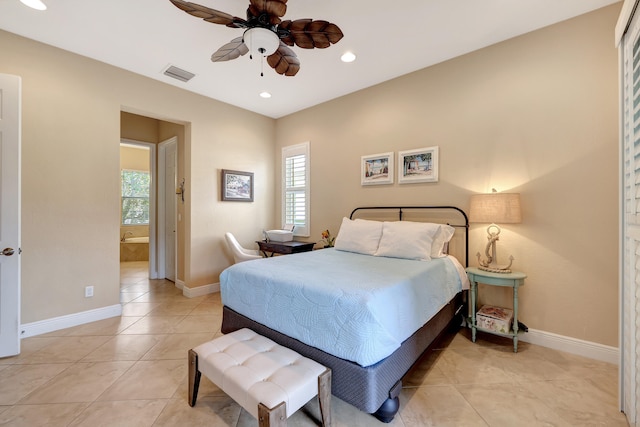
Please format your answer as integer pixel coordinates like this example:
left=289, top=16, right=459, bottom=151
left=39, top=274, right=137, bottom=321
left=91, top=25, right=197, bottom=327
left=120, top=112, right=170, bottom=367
left=0, top=74, right=21, bottom=357
left=159, top=137, right=177, bottom=282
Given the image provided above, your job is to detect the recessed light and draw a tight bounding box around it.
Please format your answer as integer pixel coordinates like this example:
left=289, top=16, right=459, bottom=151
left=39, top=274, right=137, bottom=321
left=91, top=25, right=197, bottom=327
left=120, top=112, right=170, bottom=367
left=341, top=51, right=356, bottom=63
left=259, top=91, right=272, bottom=99
left=20, top=0, right=47, bottom=10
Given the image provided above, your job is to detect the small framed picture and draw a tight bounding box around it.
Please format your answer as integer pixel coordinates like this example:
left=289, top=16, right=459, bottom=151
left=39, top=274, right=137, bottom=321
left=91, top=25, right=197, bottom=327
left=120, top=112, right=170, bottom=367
left=398, top=146, right=439, bottom=184
left=221, top=169, right=254, bottom=202
left=361, top=152, right=394, bottom=185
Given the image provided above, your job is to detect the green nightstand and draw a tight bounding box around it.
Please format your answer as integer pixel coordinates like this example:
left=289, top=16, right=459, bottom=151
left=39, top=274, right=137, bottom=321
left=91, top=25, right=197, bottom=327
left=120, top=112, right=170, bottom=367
left=466, top=267, right=527, bottom=352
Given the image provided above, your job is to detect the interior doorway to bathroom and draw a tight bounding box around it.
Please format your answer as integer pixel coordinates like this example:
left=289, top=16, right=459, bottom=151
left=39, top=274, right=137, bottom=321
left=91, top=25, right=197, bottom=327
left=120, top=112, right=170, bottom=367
left=120, top=110, right=184, bottom=286
left=119, top=136, right=179, bottom=282
left=120, top=141, right=154, bottom=278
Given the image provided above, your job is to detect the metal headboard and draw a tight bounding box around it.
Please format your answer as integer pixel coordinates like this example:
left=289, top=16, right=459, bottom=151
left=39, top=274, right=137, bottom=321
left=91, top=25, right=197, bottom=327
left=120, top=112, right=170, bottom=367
left=349, top=206, right=469, bottom=267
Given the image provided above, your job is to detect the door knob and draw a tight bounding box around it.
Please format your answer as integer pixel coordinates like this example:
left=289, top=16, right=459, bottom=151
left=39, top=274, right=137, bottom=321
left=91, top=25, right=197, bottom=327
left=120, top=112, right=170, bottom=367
left=1, top=248, right=15, bottom=256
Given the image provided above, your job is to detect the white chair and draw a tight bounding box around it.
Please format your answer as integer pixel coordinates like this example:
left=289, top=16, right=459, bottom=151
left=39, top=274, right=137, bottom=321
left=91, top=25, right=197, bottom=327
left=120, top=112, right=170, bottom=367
left=225, top=232, right=262, bottom=263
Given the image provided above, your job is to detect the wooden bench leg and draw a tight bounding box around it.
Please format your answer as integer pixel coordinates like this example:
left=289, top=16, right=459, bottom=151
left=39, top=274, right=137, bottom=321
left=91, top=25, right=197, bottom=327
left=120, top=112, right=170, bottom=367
left=258, top=401, right=287, bottom=427
left=188, top=349, right=201, bottom=407
left=318, top=368, right=332, bottom=427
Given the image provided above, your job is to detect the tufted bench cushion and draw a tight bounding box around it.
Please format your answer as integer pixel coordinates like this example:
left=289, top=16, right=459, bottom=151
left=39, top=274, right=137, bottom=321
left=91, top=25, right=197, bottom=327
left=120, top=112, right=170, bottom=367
left=188, top=328, right=331, bottom=426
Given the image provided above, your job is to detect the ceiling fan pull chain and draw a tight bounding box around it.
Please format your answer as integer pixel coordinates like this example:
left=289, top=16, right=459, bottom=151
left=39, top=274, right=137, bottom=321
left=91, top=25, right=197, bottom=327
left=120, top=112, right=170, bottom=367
left=259, top=47, right=265, bottom=77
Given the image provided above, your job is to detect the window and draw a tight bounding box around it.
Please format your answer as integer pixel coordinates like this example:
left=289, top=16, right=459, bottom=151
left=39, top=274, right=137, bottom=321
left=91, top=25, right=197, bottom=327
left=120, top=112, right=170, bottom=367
left=121, top=169, right=150, bottom=225
left=282, top=142, right=310, bottom=236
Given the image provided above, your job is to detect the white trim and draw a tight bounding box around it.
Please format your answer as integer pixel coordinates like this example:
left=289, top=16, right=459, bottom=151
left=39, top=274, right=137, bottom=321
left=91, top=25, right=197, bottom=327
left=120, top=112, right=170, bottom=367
left=616, top=0, right=640, bottom=46
left=619, top=34, right=629, bottom=417
left=20, top=304, right=122, bottom=338
left=520, top=328, right=618, bottom=365
left=182, top=282, right=219, bottom=298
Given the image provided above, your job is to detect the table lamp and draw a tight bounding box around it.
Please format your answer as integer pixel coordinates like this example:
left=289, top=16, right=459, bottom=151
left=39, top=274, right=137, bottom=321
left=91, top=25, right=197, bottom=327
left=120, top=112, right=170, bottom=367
left=469, top=191, right=522, bottom=273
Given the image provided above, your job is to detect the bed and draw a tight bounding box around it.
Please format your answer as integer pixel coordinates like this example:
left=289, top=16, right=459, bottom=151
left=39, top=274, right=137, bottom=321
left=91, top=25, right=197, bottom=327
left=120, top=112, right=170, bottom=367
left=220, top=206, right=469, bottom=422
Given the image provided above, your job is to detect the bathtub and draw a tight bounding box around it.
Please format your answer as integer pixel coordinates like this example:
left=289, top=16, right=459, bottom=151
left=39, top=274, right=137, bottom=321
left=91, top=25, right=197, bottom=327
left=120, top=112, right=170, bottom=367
left=120, top=236, right=149, bottom=261
left=123, top=236, right=149, bottom=243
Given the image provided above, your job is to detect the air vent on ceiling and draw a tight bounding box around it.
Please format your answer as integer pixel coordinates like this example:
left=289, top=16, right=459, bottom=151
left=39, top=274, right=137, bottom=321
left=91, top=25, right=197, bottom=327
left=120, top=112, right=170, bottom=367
left=163, top=65, right=195, bottom=83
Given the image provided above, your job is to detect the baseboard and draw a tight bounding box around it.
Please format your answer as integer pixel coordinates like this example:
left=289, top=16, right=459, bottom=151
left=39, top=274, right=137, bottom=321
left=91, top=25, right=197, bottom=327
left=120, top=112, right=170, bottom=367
left=20, top=304, right=123, bottom=338
left=18, top=298, right=618, bottom=365
left=520, top=328, right=619, bottom=365
left=182, top=282, right=219, bottom=298
left=174, top=279, right=185, bottom=290
left=20, top=283, right=220, bottom=337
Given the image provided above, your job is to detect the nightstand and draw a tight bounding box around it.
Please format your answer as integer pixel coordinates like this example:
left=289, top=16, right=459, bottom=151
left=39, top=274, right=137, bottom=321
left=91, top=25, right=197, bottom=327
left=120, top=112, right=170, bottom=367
left=466, top=267, right=527, bottom=352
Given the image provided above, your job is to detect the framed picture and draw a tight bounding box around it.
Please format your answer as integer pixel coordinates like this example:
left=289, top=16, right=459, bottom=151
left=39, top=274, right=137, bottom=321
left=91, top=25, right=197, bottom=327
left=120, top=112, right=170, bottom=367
left=361, top=152, right=394, bottom=185
left=398, top=146, right=439, bottom=184
left=221, top=169, right=254, bottom=202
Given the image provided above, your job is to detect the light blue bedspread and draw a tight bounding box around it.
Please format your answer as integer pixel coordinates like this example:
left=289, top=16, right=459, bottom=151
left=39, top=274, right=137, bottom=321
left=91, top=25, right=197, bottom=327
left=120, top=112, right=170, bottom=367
left=220, top=248, right=467, bottom=367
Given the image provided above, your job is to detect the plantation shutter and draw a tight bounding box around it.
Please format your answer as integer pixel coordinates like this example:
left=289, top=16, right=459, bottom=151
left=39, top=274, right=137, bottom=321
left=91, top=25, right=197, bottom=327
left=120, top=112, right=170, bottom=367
left=282, top=142, right=310, bottom=236
left=620, top=2, right=640, bottom=424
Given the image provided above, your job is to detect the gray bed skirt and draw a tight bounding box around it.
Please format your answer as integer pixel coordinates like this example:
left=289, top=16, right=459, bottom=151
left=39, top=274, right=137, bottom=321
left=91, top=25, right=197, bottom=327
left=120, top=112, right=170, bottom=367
left=221, top=292, right=463, bottom=422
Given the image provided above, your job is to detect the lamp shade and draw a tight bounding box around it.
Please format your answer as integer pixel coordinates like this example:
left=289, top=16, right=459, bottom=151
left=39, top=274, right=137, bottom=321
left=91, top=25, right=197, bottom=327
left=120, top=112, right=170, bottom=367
left=469, top=193, right=522, bottom=224
left=243, top=28, right=280, bottom=57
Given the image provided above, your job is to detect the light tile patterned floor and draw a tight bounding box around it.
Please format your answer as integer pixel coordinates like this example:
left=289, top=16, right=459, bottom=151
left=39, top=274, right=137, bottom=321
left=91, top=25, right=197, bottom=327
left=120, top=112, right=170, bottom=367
left=0, top=261, right=628, bottom=426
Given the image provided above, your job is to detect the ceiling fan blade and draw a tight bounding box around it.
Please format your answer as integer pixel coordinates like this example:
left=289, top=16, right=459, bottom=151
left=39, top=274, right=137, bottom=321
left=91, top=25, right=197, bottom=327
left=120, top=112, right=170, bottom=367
left=169, top=0, right=247, bottom=28
left=211, top=37, right=249, bottom=62
left=267, top=43, right=300, bottom=76
left=248, top=0, right=287, bottom=25
left=279, top=19, right=344, bottom=49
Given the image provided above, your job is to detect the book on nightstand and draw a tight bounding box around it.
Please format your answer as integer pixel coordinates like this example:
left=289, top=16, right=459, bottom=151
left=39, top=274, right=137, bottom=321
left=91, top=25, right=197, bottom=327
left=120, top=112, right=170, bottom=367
left=476, top=305, right=513, bottom=334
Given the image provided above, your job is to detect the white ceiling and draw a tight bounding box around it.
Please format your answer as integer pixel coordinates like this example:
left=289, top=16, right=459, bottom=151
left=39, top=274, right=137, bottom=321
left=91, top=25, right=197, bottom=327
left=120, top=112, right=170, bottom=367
left=0, top=0, right=620, bottom=118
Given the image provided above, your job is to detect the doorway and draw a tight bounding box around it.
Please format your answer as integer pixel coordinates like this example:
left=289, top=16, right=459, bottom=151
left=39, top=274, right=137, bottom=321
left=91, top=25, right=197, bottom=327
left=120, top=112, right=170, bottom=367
left=119, top=137, right=178, bottom=282
left=120, top=111, right=183, bottom=285
left=120, top=140, right=155, bottom=279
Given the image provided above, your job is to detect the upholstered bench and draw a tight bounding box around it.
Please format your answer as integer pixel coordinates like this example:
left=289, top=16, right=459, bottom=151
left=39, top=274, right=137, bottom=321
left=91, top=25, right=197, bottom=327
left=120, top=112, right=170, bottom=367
left=188, top=328, right=332, bottom=427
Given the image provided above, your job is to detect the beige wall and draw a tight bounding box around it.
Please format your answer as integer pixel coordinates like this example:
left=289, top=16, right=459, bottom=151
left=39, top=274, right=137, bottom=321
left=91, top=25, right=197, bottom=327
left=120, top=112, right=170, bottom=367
left=121, top=111, right=159, bottom=143
left=276, top=5, right=620, bottom=346
left=1, top=29, right=276, bottom=324
left=120, top=145, right=150, bottom=171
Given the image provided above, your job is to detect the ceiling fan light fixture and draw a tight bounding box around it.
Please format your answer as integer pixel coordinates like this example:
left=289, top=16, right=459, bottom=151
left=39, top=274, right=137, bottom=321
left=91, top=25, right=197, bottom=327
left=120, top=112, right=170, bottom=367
left=243, top=28, right=279, bottom=57
left=20, top=0, right=47, bottom=10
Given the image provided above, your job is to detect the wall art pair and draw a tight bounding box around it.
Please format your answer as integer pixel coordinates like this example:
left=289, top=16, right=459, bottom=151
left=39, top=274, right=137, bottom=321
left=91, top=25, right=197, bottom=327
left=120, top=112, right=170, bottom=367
left=361, top=146, right=438, bottom=186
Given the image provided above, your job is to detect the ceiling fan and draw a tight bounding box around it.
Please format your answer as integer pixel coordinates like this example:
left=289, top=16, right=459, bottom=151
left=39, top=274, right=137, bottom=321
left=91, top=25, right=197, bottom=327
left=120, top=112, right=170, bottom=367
left=169, top=0, right=344, bottom=77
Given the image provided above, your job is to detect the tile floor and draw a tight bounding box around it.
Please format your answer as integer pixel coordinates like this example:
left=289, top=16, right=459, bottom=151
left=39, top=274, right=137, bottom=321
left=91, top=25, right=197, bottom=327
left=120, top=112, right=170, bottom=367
left=0, top=261, right=628, bottom=426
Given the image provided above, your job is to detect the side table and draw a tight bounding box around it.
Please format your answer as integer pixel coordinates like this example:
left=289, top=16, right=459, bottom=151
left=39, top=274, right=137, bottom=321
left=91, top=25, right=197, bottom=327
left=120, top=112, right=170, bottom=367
left=466, top=267, right=527, bottom=352
left=256, top=240, right=315, bottom=257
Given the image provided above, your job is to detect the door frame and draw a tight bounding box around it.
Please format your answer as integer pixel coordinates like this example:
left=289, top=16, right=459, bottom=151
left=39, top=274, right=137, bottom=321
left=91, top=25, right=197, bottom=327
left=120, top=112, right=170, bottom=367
left=120, top=139, right=158, bottom=278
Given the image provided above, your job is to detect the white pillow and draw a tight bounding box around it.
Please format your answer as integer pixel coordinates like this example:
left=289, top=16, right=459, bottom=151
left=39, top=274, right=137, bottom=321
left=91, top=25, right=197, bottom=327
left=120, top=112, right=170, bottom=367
left=431, top=224, right=455, bottom=258
left=334, top=217, right=383, bottom=255
left=375, top=221, right=441, bottom=261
